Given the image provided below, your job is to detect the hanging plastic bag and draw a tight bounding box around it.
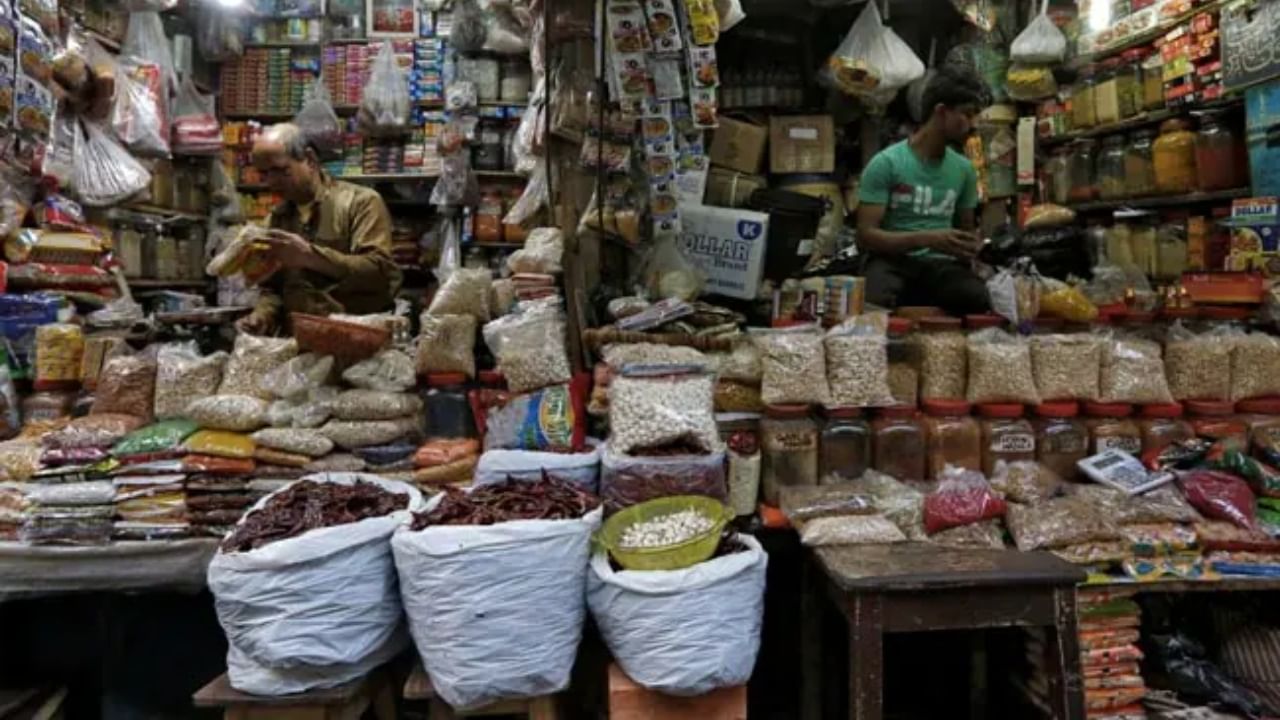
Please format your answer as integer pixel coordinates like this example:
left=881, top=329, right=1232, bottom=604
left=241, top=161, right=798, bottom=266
left=121, top=11, right=175, bottom=92
left=358, top=42, right=410, bottom=138
left=825, top=0, right=924, bottom=105
left=112, top=60, right=170, bottom=157
left=639, top=236, right=705, bottom=301
left=1005, top=63, right=1058, bottom=102
left=172, top=77, right=221, bottom=155
left=504, top=161, right=548, bottom=227
left=196, top=0, right=243, bottom=62
left=1010, top=0, right=1067, bottom=64
left=294, top=79, right=343, bottom=160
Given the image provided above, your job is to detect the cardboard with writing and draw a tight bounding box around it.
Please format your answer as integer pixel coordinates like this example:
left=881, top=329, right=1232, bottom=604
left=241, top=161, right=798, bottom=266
left=708, top=116, right=768, bottom=175
left=680, top=205, right=770, bottom=300
left=769, top=115, right=835, bottom=174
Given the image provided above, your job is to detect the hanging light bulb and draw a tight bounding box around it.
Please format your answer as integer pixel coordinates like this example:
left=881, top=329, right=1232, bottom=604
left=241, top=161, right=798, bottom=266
left=216, top=0, right=245, bottom=8
left=1088, top=0, right=1112, bottom=32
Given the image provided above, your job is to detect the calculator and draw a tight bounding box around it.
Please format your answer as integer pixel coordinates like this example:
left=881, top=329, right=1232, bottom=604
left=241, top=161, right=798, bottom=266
left=1077, top=449, right=1175, bottom=496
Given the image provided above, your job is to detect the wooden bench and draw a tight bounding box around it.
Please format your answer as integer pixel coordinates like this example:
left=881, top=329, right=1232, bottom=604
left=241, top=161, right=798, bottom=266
left=193, top=672, right=396, bottom=720
left=402, top=663, right=560, bottom=719
left=607, top=663, right=747, bottom=720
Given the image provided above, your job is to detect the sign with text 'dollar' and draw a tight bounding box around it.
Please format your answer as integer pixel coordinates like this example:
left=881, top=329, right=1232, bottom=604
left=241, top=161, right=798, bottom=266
left=680, top=204, right=770, bottom=300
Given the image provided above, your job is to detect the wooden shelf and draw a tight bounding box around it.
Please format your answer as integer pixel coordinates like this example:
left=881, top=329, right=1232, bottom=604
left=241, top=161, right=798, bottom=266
left=339, top=173, right=438, bottom=182
left=242, top=41, right=322, bottom=48
left=222, top=111, right=297, bottom=120
left=1068, top=187, right=1251, bottom=212
left=1040, top=96, right=1243, bottom=145
left=1068, top=0, right=1230, bottom=70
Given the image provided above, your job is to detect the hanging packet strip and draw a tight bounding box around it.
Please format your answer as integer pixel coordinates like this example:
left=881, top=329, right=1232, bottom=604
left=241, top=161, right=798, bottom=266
left=643, top=0, right=683, bottom=52
left=640, top=99, right=682, bottom=237
left=606, top=0, right=651, bottom=112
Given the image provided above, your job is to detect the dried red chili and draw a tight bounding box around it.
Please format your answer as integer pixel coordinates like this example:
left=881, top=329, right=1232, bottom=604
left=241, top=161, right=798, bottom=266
left=410, top=475, right=600, bottom=529
left=221, top=479, right=409, bottom=553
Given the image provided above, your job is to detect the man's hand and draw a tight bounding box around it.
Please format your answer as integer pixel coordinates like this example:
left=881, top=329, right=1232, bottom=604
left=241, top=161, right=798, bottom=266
left=235, top=308, right=277, bottom=335
left=262, top=229, right=317, bottom=270
left=922, top=229, right=982, bottom=259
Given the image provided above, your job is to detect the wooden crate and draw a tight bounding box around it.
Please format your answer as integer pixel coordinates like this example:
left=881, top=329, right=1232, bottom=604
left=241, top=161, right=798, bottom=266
left=607, top=664, right=746, bottom=720
left=192, top=672, right=395, bottom=720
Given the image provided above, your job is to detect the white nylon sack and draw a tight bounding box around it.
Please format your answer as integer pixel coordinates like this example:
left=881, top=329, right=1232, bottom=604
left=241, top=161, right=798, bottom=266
left=208, top=473, right=424, bottom=695
left=587, top=534, right=767, bottom=696
left=825, top=1, right=924, bottom=106
left=473, top=441, right=602, bottom=493
left=392, top=502, right=604, bottom=710
left=1010, top=0, right=1067, bottom=64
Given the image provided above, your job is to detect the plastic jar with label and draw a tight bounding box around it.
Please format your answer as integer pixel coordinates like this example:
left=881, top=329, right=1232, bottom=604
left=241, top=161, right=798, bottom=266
left=1034, top=401, right=1089, bottom=481
left=1138, top=403, right=1194, bottom=453
left=820, top=406, right=871, bottom=483
left=1084, top=401, right=1142, bottom=455
left=922, top=399, right=981, bottom=479
left=978, top=403, right=1036, bottom=475
left=872, top=406, right=926, bottom=481
left=719, top=415, right=762, bottom=517
left=886, top=317, right=917, bottom=407
left=760, top=404, right=819, bottom=505
left=422, top=372, right=476, bottom=439
left=1186, top=399, right=1248, bottom=450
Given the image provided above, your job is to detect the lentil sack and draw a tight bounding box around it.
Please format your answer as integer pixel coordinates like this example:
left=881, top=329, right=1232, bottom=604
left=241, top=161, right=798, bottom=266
left=391, top=491, right=603, bottom=710
left=587, top=534, right=767, bottom=696
left=207, top=473, right=423, bottom=695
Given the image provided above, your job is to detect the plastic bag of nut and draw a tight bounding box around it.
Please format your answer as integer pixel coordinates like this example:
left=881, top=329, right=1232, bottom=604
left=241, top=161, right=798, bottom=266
left=911, top=317, right=966, bottom=401
left=750, top=325, right=833, bottom=406
left=1099, top=334, right=1174, bottom=404
left=154, top=344, right=227, bottom=419
left=608, top=365, right=719, bottom=455
left=1230, top=333, right=1280, bottom=401
left=824, top=314, right=894, bottom=407
left=426, top=267, right=492, bottom=321
left=332, top=390, right=423, bottom=421
left=966, top=328, right=1040, bottom=405
left=1029, top=334, right=1101, bottom=402
left=482, top=298, right=572, bottom=393
left=1164, top=322, right=1236, bottom=401
left=707, top=336, right=762, bottom=384
left=186, top=394, right=269, bottom=432
left=416, top=313, right=477, bottom=378
left=91, top=355, right=158, bottom=421
left=219, top=335, right=299, bottom=400
left=989, top=460, right=1065, bottom=504
left=262, top=353, right=334, bottom=401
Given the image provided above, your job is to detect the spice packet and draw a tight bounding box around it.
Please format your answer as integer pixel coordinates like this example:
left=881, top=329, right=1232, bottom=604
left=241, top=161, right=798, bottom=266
left=642, top=0, right=683, bottom=52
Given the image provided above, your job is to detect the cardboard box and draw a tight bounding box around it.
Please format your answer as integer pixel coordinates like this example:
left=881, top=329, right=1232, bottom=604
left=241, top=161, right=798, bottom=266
left=680, top=204, right=770, bottom=300
left=704, top=166, right=767, bottom=208
left=708, top=116, right=768, bottom=175
left=1225, top=197, right=1280, bottom=277
left=769, top=115, right=835, bottom=174
left=1246, top=81, right=1280, bottom=197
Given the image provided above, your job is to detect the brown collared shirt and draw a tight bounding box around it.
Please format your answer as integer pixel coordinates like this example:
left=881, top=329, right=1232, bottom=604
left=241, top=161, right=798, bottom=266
left=254, top=174, right=403, bottom=321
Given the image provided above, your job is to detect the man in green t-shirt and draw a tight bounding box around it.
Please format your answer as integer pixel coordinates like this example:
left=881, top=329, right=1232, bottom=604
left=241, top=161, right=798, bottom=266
left=857, top=66, right=989, bottom=315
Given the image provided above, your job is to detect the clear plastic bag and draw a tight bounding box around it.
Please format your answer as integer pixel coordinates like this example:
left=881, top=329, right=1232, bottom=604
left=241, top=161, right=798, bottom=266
left=302, top=452, right=366, bottom=473
left=1073, top=485, right=1201, bottom=525
left=342, top=349, right=416, bottom=393
left=219, top=335, right=299, bottom=400
left=0, top=441, right=41, bottom=481
left=121, top=11, right=174, bottom=89
left=333, top=390, right=423, bottom=421
left=196, top=0, right=243, bottom=62
left=929, top=519, right=1006, bottom=549
left=825, top=315, right=894, bottom=407
left=416, top=314, right=477, bottom=378
left=751, top=325, right=833, bottom=406
left=1009, top=0, right=1067, bottom=63
left=989, top=460, right=1064, bottom=504
left=504, top=161, right=548, bottom=227
left=922, top=466, right=1008, bottom=534
left=183, top=429, right=255, bottom=459
left=1006, top=496, right=1119, bottom=551
left=1100, top=335, right=1174, bottom=404
left=71, top=120, right=151, bottom=207
left=600, top=445, right=726, bottom=509
left=479, top=381, right=585, bottom=452
left=154, top=344, right=227, bottom=419
left=250, top=428, right=333, bottom=457
left=262, top=353, right=334, bottom=401
left=799, top=514, right=906, bottom=547
left=913, top=327, right=967, bottom=401
left=1030, top=334, right=1101, bottom=402
left=111, top=418, right=198, bottom=457
left=1164, top=322, right=1235, bottom=401
left=506, top=227, right=563, bottom=275
left=966, top=327, right=1040, bottom=405
left=779, top=484, right=877, bottom=522
left=429, top=141, right=479, bottom=208
left=482, top=299, right=571, bottom=393
left=986, top=260, right=1041, bottom=326
left=294, top=79, right=342, bottom=160
left=186, top=395, right=269, bottom=432
left=608, top=366, right=719, bottom=455
left=710, top=336, right=762, bottom=383
left=112, top=60, right=169, bottom=157
left=426, top=267, right=492, bottom=321
left=320, top=418, right=419, bottom=450
left=848, top=469, right=927, bottom=539
left=640, top=236, right=705, bottom=302
left=1005, top=63, right=1058, bottom=101
left=266, top=387, right=337, bottom=429
left=171, top=77, right=220, bottom=155
left=1180, top=470, right=1257, bottom=530
left=825, top=1, right=924, bottom=105
left=358, top=41, right=410, bottom=137
left=44, top=413, right=144, bottom=449
left=254, top=446, right=310, bottom=468
left=1230, top=333, right=1280, bottom=401
left=91, top=355, right=157, bottom=420
left=1039, top=277, right=1097, bottom=322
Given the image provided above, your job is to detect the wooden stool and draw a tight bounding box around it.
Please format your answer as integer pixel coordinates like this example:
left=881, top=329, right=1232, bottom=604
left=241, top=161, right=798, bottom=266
left=607, top=663, right=747, bottom=720
left=402, top=662, right=560, bottom=719
left=193, top=672, right=396, bottom=720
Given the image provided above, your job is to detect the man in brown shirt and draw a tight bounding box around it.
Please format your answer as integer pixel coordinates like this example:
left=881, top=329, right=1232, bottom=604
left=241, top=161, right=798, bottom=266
left=236, top=123, right=402, bottom=335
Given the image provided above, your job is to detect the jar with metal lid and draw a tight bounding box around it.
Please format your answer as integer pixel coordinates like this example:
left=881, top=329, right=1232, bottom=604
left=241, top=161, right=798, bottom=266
left=820, top=406, right=871, bottom=483
left=1068, top=139, right=1098, bottom=202
left=1098, top=135, right=1129, bottom=200
left=886, top=317, right=917, bottom=407
left=912, top=316, right=967, bottom=402
left=1072, top=65, right=1098, bottom=129
left=1140, top=49, right=1164, bottom=110
left=719, top=415, right=762, bottom=517
left=1196, top=112, right=1244, bottom=192
left=1095, top=57, right=1123, bottom=125
left=1084, top=401, right=1142, bottom=455
left=1186, top=399, right=1248, bottom=450
left=422, top=372, right=476, bottom=439
left=1154, top=118, right=1197, bottom=194
left=1034, top=401, right=1089, bottom=481
left=978, top=403, right=1036, bottom=475
left=1138, top=403, right=1194, bottom=453
left=1119, top=49, right=1146, bottom=118
left=760, top=404, right=819, bottom=505
left=872, top=406, right=926, bottom=481
left=922, top=399, right=981, bottom=479
left=1045, top=147, right=1072, bottom=205
left=1125, top=129, right=1156, bottom=197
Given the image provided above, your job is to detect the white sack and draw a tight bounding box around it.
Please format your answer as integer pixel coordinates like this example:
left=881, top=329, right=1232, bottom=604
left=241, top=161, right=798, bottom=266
left=392, top=502, right=603, bottom=710
left=207, top=472, right=423, bottom=695
left=473, top=440, right=602, bottom=492
left=587, top=533, right=767, bottom=696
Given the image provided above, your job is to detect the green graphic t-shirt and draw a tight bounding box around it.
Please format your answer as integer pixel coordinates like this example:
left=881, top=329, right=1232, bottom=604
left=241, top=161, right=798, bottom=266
left=858, top=140, right=979, bottom=260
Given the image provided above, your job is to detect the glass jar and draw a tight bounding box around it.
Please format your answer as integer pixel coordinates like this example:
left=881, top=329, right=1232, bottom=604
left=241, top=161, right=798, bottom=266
left=1141, top=48, right=1165, bottom=111
left=1095, top=57, right=1122, bottom=125
left=1153, top=118, right=1197, bottom=194
left=1098, top=134, right=1129, bottom=200
left=422, top=372, right=476, bottom=439
left=1155, top=218, right=1188, bottom=282
left=117, top=225, right=144, bottom=279
left=1138, top=403, right=1194, bottom=453
left=1119, top=49, right=1145, bottom=119
left=1034, top=401, right=1089, bottom=481
left=1068, top=139, right=1098, bottom=202
left=912, top=316, right=967, bottom=402
left=978, top=403, right=1036, bottom=475
left=820, top=406, right=871, bottom=483
left=719, top=416, right=761, bottom=517
left=1196, top=112, right=1243, bottom=192
left=922, top=399, right=981, bottom=479
left=760, top=404, right=819, bottom=505
left=886, top=317, right=917, bottom=407
left=1072, top=65, right=1098, bottom=129
left=1105, top=221, right=1134, bottom=268
left=154, top=230, right=179, bottom=280
left=1128, top=214, right=1158, bottom=277
left=1125, top=129, right=1156, bottom=197
left=1186, top=399, right=1248, bottom=450
left=1084, top=401, right=1142, bottom=455
left=872, top=406, right=926, bottom=481
left=499, top=59, right=532, bottom=103
left=1045, top=147, right=1072, bottom=205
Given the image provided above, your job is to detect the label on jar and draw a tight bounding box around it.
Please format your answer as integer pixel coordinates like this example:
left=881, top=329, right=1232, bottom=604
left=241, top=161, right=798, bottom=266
left=1096, top=436, right=1141, bottom=455
left=991, top=433, right=1035, bottom=453
left=765, top=431, right=818, bottom=452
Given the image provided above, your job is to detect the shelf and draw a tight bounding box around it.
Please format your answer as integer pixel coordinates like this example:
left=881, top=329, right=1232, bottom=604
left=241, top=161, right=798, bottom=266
left=339, top=173, right=438, bottom=182
left=1068, top=187, right=1252, bottom=212
left=117, top=204, right=209, bottom=222
left=242, top=41, right=322, bottom=48
left=1040, top=96, right=1243, bottom=145
left=1067, top=0, right=1230, bottom=70
left=475, top=170, right=525, bottom=179
left=222, top=112, right=297, bottom=120
left=127, top=279, right=212, bottom=289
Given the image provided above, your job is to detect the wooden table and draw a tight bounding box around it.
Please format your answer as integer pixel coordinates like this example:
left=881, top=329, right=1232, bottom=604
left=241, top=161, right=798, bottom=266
left=193, top=672, right=396, bottom=720
left=803, top=543, right=1087, bottom=720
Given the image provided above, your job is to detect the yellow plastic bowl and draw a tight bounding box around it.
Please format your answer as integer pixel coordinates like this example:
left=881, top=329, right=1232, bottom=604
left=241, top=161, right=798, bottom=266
left=599, top=495, right=731, bottom=572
